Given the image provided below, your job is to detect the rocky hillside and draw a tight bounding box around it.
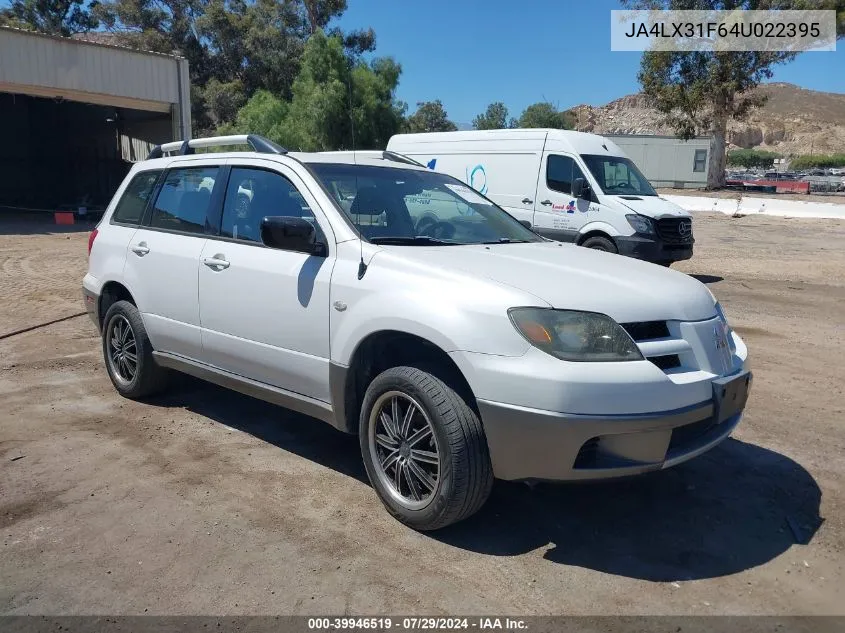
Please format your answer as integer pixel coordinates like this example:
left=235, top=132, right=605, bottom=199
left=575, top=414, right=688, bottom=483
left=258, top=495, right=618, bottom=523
left=572, top=83, right=845, bottom=156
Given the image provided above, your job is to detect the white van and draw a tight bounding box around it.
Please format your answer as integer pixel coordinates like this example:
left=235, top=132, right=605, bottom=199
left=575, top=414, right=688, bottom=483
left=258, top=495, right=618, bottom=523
left=387, top=129, right=695, bottom=265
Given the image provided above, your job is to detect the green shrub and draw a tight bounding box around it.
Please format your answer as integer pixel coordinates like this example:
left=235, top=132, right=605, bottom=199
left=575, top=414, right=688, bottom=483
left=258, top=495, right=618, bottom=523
left=789, top=154, right=845, bottom=170
left=726, top=149, right=782, bottom=169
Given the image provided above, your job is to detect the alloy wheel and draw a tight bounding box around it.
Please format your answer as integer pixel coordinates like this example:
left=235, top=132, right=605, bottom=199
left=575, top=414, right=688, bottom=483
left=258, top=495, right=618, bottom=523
left=368, top=391, right=441, bottom=510
left=106, top=314, right=138, bottom=385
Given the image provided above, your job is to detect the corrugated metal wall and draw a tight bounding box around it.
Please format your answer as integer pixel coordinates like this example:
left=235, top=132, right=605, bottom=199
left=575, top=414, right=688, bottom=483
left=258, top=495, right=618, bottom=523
left=0, top=28, right=181, bottom=107
left=608, top=135, right=712, bottom=189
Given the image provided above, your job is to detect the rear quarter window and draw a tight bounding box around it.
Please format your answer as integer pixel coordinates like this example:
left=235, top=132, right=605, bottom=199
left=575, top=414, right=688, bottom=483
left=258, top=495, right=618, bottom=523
left=112, top=170, right=161, bottom=225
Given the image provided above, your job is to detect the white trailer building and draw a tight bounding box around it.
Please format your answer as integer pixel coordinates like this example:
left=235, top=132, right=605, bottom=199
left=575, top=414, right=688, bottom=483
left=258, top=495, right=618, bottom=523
left=607, top=134, right=712, bottom=189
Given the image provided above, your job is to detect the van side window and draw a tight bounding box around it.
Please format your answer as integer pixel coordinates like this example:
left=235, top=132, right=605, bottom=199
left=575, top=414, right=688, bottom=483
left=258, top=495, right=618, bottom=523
left=546, top=155, right=586, bottom=195
left=112, top=170, right=161, bottom=225
left=149, top=167, right=219, bottom=235
left=221, top=167, right=319, bottom=244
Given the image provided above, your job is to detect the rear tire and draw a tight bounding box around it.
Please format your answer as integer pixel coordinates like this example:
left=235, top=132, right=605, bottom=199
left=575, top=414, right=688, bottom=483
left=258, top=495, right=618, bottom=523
left=102, top=300, right=169, bottom=399
left=581, top=235, right=617, bottom=253
left=657, top=261, right=673, bottom=267
left=359, top=366, right=493, bottom=531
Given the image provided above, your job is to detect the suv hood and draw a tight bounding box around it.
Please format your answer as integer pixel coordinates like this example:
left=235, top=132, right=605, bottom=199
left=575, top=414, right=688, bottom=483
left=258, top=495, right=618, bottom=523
left=608, top=195, right=690, bottom=219
left=387, top=241, right=716, bottom=323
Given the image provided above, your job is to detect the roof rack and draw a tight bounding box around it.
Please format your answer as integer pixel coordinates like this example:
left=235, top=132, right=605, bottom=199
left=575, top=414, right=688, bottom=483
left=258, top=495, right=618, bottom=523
left=147, top=134, right=288, bottom=160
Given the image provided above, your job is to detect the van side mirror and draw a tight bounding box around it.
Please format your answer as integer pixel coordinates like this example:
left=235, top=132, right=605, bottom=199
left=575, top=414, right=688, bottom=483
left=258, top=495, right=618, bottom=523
left=519, top=220, right=532, bottom=229
left=572, top=177, right=590, bottom=200
left=261, top=216, right=326, bottom=256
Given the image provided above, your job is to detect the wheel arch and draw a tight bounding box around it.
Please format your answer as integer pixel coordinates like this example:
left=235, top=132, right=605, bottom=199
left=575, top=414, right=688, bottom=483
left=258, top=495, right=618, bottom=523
left=331, top=330, right=477, bottom=435
left=576, top=220, right=622, bottom=246
left=98, top=281, right=136, bottom=329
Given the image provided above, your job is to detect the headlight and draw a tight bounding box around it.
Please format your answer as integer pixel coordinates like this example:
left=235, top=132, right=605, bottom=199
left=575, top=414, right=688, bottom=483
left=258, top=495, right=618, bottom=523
left=625, top=214, right=654, bottom=234
left=509, top=308, right=644, bottom=362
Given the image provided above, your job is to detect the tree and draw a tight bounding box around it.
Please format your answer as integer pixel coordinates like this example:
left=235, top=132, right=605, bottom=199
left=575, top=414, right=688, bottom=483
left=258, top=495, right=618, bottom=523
left=472, top=102, right=516, bottom=130
left=93, top=0, right=374, bottom=133
left=217, top=89, right=289, bottom=140
left=0, top=0, right=99, bottom=35
left=517, top=102, right=575, bottom=129
left=405, top=100, right=458, bottom=133
left=623, top=0, right=845, bottom=189
left=224, top=32, right=405, bottom=151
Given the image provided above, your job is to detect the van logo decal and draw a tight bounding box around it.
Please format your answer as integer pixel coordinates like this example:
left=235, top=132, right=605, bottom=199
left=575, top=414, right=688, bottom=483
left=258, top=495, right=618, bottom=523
left=551, top=200, right=577, bottom=213
left=466, top=164, right=488, bottom=194
left=426, top=158, right=437, bottom=170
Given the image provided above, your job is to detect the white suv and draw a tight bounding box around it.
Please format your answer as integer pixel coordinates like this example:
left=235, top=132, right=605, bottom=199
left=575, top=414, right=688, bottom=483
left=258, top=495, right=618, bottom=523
left=83, top=135, right=751, bottom=531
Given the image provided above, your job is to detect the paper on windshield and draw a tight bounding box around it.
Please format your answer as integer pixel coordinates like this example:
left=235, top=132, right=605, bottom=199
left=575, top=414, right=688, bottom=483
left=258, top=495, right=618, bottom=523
left=444, top=183, right=492, bottom=205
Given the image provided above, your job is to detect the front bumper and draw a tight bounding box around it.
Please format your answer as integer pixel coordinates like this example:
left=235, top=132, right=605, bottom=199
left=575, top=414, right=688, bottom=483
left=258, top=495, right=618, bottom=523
left=477, top=395, right=744, bottom=481
left=615, top=234, right=693, bottom=263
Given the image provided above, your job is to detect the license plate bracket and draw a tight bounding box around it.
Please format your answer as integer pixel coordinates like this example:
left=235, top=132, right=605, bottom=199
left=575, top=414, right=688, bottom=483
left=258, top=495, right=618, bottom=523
left=713, top=370, right=752, bottom=424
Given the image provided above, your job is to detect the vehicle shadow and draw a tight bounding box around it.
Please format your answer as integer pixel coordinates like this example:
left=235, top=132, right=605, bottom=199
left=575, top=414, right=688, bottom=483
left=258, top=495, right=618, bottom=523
left=148, top=379, right=822, bottom=582
left=689, top=274, right=724, bottom=284
left=432, top=439, right=823, bottom=581
left=148, top=377, right=367, bottom=484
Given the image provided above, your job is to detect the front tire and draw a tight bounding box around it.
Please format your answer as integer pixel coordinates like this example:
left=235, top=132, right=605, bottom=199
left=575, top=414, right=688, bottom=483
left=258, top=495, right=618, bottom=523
left=581, top=235, right=618, bottom=253
left=102, top=300, right=169, bottom=399
left=359, top=366, right=493, bottom=531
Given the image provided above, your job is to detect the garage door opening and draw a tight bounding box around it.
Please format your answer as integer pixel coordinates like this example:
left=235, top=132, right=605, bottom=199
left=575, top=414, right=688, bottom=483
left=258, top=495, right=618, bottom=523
left=0, top=92, right=172, bottom=215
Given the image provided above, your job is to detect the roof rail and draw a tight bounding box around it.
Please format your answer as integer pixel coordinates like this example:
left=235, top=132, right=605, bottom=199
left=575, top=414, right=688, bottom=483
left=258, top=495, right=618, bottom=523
left=147, top=134, right=288, bottom=160
left=381, top=150, right=425, bottom=167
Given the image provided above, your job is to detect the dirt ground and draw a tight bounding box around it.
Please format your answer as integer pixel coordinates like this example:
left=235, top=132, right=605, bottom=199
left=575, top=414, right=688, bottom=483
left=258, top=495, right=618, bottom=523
left=1, top=213, right=844, bottom=615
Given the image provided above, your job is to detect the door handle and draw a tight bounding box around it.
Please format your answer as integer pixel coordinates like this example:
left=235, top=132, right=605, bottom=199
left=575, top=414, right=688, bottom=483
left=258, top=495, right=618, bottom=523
left=202, top=256, right=230, bottom=270
left=521, top=198, right=533, bottom=204
left=131, top=242, right=149, bottom=256
left=540, top=200, right=553, bottom=206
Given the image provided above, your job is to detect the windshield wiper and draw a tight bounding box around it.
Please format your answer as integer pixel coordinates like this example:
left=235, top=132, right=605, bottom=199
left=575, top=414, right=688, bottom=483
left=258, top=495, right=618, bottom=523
left=480, top=238, right=531, bottom=244
left=369, top=235, right=459, bottom=246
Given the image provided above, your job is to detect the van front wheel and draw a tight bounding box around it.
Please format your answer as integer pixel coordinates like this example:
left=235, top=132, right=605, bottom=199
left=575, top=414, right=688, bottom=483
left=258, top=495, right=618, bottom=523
left=581, top=235, right=618, bottom=253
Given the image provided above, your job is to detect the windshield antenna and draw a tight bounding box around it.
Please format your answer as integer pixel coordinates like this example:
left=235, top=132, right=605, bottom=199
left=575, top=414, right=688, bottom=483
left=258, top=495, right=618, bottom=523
left=347, top=67, right=367, bottom=280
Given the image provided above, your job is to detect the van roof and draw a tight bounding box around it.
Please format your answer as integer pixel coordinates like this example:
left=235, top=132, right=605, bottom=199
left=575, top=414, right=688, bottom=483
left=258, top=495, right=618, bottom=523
left=387, top=128, right=626, bottom=157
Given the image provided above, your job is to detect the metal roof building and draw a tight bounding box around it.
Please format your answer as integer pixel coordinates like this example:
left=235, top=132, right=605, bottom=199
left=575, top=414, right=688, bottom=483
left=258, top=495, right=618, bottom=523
left=0, top=27, right=191, bottom=212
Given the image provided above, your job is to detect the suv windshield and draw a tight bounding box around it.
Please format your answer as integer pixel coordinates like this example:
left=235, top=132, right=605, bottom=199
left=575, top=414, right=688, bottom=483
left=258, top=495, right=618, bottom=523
left=308, top=163, right=540, bottom=245
left=581, top=154, right=657, bottom=197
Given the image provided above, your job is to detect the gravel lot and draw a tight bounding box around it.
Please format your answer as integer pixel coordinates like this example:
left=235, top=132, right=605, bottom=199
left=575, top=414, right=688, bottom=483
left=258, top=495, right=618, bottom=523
left=1, top=212, right=844, bottom=615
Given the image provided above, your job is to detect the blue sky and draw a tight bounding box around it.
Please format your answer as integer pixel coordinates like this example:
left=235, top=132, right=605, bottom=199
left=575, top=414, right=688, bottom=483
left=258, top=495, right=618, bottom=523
left=336, top=0, right=845, bottom=125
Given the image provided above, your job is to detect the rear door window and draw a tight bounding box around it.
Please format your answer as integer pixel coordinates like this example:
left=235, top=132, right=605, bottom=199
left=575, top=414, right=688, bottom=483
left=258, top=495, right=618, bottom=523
left=149, top=167, right=219, bottom=234
left=112, top=170, right=161, bottom=225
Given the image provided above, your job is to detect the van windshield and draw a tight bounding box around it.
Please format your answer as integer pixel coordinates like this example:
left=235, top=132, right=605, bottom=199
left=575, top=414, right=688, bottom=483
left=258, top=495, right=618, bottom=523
left=308, top=163, right=541, bottom=246
left=581, top=154, right=657, bottom=197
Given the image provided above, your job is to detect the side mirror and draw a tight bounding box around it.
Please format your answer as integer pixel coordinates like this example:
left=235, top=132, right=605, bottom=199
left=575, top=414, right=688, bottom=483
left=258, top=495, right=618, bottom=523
left=519, top=220, right=532, bottom=229
left=260, top=216, right=326, bottom=256
left=572, top=177, right=590, bottom=200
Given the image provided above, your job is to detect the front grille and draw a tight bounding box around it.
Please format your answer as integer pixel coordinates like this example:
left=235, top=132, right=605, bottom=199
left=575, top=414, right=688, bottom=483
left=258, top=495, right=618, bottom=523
left=650, top=354, right=681, bottom=370
left=621, top=320, right=670, bottom=341
left=656, top=217, right=694, bottom=244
